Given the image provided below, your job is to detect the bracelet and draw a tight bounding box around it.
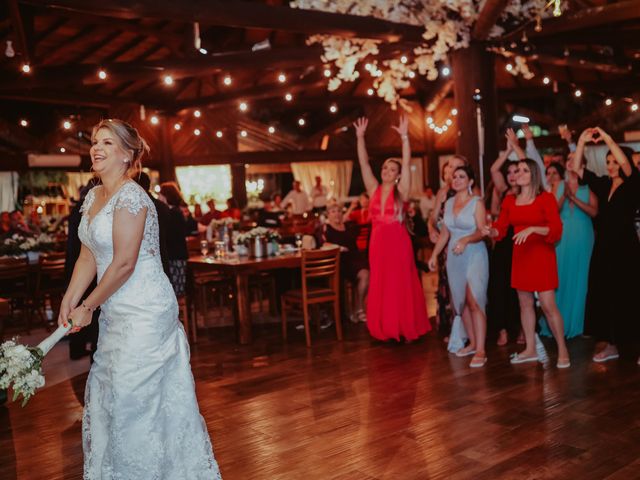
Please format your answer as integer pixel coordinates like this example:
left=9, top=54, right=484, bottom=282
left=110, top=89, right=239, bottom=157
left=401, top=134, right=409, bottom=141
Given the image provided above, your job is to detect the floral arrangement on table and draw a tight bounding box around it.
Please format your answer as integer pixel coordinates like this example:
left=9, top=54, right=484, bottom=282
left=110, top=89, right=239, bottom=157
left=236, top=227, right=281, bottom=245
left=0, top=322, right=72, bottom=406
left=0, top=233, right=56, bottom=256
left=290, top=0, right=549, bottom=108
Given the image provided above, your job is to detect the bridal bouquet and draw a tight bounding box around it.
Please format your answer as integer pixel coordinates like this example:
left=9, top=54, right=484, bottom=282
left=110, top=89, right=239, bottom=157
left=0, top=321, right=72, bottom=406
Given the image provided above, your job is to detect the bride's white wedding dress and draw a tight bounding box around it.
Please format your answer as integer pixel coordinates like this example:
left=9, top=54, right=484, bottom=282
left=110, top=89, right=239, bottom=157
left=78, top=182, right=221, bottom=479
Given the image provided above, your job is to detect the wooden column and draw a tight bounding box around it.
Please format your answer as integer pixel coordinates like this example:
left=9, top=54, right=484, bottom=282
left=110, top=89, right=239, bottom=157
left=231, top=164, right=248, bottom=208
left=420, top=103, right=440, bottom=189
left=158, top=117, right=176, bottom=182
left=451, top=42, right=499, bottom=188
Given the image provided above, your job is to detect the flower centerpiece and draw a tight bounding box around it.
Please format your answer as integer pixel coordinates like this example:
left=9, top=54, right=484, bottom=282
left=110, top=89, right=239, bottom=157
left=290, top=0, right=546, bottom=108
left=236, top=227, right=281, bottom=258
left=0, top=233, right=56, bottom=258
left=0, top=322, right=73, bottom=406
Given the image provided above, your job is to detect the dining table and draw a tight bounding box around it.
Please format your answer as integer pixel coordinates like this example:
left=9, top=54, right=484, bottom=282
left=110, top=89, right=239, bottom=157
left=188, top=251, right=302, bottom=344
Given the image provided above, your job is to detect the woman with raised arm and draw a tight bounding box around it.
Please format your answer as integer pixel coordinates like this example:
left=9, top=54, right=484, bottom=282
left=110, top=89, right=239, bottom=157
left=487, top=135, right=522, bottom=346
left=568, top=127, right=640, bottom=363
left=353, top=116, right=430, bottom=343
left=428, top=166, right=489, bottom=367
left=540, top=157, right=596, bottom=339
left=59, top=119, right=221, bottom=478
left=483, top=158, right=570, bottom=368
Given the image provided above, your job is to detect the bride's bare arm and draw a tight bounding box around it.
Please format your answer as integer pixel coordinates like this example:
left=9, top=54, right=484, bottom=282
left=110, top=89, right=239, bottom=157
left=67, top=206, right=147, bottom=328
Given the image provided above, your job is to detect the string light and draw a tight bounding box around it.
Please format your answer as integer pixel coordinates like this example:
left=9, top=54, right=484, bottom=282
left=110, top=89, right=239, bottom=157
left=268, top=126, right=276, bottom=134
left=216, top=130, right=223, bottom=138
left=174, top=123, right=181, bottom=130
left=445, top=119, right=453, bottom=126
left=239, top=102, right=248, bottom=112
left=194, top=128, right=201, bottom=136
left=329, top=104, right=338, bottom=113
left=324, top=68, right=332, bottom=77
left=543, top=76, right=550, bottom=85
left=605, top=98, right=613, bottom=106
left=278, top=73, right=286, bottom=83
left=506, top=63, right=513, bottom=72
left=98, top=69, right=107, bottom=80
left=19, top=119, right=28, bottom=127
left=163, top=75, right=174, bottom=86
left=199, top=48, right=208, bottom=55
left=441, top=66, right=451, bottom=77
left=298, top=118, right=306, bottom=126
left=574, top=89, right=582, bottom=98
left=367, top=88, right=374, bottom=96
left=150, top=115, right=159, bottom=125
left=364, top=63, right=372, bottom=71
left=407, top=71, right=416, bottom=78
left=59, top=147, right=66, bottom=153
left=21, top=64, right=30, bottom=73
left=223, top=75, right=232, bottom=86
left=451, top=108, right=458, bottom=116
left=240, top=130, right=248, bottom=138
left=62, top=120, right=72, bottom=130
left=400, top=55, right=408, bottom=64
left=632, top=103, right=639, bottom=112
left=426, top=117, right=433, bottom=124
left=285, top=93, right=293, bottom=102
left=193, top=110, right=201, bottom=118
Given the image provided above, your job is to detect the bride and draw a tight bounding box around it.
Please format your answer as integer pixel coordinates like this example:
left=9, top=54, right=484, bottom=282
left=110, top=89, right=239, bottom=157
left=59, top=119, right=221, bottom=479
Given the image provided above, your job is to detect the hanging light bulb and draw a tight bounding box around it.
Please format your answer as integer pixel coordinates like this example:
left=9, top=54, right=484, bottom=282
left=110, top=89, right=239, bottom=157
left=632, top=103, right=639, bottom=112
left=605, top=98, right=613, bottom=106
left=223, top=75, right=232, bottom=86
left=150, top=116, right=159, bottom=125
left=240, top=130, right=248, bottom=138
left=329, top=104, right=338, bottom=113
left=98, top=69, right=107, bottom=80
left=62, top=120, right=72, bottom=130
left=574, top=89, right=582, bottom=98
left=239, top=102, right=248, bottom=112
left=298, top=118, right=306, bottom=126
left=174, top=123, right=181, bottom=130
left=163, top=75, right=174, bottom=86
left=60, top=147, right=66, bottom=153
left=21, top=64, right=31, bottom=73
left=426, top=117, right=434, bottom=124
left=193, top=110, right=201, bottom=118
left=451, top=108, right=458, bottom=116
left=5, top=40, right=15, bottom=58
left=534, top=16, right=542, bottom=32
left=441, top=66, right=451, bottom=77
left=543, top=76, right=551, bottom=85
left=506, top=63, right=513, bottom=72
left=324, top=68, right=332, bottom=78
left=407, top=71, right=416, bottom=79
left=268, top=126, right=276, bottom=134
left=367, top=88, right=374, bottom=96
left=216, top=130, right=223, bottom=138
left=284, top=93, right=293, bottom=102
left=194, top=128, right=201, bottom=136
left=19, top=119, right=28, bottom=127
left=278, top=73, right=286, bottom=83
left=400, top=55, right=408, bottom=64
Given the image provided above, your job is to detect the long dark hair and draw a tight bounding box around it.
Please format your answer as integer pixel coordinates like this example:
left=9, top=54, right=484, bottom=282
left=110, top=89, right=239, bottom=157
left=159, top=182, right=185, bottom=208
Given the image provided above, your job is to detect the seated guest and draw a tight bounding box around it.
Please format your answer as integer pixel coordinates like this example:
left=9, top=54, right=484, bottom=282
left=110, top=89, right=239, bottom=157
left=0, top=211, right=11, bottom=236
left=198, top=199, right=221, bottom=225
left=220, top=197, right=242, bottom=220
left=316, top=203, right=369, bottom=323
left=344, top=192, right=371, bottom=252
left=282, top=180, right=311, bottom=215
left=310, top=176, right=329, bottom=213
left=9, top=210, right=39, bottom=235
left=267, top=193, right=284, bottom=212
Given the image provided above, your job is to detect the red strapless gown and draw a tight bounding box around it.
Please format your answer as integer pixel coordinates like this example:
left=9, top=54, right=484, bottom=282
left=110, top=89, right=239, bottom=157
left=366, top=187, right=431, bottom=341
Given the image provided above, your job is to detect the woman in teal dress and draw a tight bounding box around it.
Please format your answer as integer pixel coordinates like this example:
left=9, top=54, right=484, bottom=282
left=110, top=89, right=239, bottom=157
left=541, top=162, right=597, bottom=338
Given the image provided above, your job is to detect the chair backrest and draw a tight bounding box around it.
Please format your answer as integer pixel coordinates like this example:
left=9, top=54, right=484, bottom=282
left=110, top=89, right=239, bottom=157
left=36, top=255, right=66, bottom=293
left=301, top=247, right=340, bottom=295
left=0, top=256, right=30, bottom=282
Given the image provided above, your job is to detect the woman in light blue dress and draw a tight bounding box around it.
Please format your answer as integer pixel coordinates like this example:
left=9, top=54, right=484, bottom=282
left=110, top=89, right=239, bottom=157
left=541, top=163, right=597, bottom=338
left=429, top=166, right=489, bottom=367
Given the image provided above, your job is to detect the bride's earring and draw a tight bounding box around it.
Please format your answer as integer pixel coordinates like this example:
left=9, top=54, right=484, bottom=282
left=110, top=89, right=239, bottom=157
left=123, top=158, right=129, bottom=164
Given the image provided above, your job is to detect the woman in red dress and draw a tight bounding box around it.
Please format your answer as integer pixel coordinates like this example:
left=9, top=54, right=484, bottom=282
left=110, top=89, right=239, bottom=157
left=353, top=116, right=430, bottom=342
left=484, top=158, right=570, bottom=368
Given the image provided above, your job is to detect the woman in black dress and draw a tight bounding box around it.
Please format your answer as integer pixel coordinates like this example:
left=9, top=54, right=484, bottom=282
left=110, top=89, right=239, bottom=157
left=568, top=127, right=640, bottom=363
left=487, top=136, right=524, bottom=346
left=318, top=203, right=369, bottom=323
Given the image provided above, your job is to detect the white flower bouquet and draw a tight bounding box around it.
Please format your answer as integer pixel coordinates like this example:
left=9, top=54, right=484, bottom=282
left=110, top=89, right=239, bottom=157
left=0, top=321, right=73, bottom=406
left=236, top=227, right=280, bottom=244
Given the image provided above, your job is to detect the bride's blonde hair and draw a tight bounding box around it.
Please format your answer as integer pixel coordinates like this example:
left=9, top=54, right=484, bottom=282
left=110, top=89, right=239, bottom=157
left=91, top=119, right=149, bottom=177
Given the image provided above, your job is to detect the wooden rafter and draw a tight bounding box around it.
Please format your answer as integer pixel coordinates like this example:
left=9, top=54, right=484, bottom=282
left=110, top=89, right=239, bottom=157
left=471, top=0, right=510, bottom=41
left=20, top=0, right=426, bottom=42
left=7, top=0, right=34, bottom=64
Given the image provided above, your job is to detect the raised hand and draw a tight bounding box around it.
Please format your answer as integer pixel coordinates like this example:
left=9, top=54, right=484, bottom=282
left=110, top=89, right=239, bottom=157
left=593, top=126, right=612, bottom=145
left=577, top=128, right=595, bottom=145
left=521, top=123, right=534, bottom=140
left=391, top=115, right=409, bottom=138
left=353, top=117, right=369, bottom=138
left=505, top=128, right=519, bottom=148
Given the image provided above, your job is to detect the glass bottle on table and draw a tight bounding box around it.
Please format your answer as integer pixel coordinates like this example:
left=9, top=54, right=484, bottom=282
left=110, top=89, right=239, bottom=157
left=200, top=239, right=209, bottom=257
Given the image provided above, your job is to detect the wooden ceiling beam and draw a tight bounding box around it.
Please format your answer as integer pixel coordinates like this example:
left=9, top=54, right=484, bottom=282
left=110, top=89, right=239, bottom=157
left=7, top=0, right=34, bottom=64
left=41, top=24, right=95, bottom=65
left=0, top=89, right=137, bottom=108
left=20, top=0, right=426, bottom=42
left=504, top=0, right=640, bottom=40
left=471, top=0, right=510, bottom=41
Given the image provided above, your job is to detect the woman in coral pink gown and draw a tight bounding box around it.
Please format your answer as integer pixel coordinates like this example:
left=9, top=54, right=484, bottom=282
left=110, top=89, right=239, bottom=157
left=353, top=116, right=430, bottom=342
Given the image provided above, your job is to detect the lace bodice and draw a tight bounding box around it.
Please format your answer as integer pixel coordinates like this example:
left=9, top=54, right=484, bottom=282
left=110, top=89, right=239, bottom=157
left=79, top=182, right=161, bottom=278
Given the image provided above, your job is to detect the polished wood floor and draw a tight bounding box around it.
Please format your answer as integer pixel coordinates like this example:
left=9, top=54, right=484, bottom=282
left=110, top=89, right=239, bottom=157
left=2, top=320, right=640, bottom=480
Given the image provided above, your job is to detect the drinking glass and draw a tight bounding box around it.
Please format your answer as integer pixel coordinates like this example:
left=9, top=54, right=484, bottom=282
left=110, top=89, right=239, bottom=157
left=214, top=241, right=226, bottom=259
left=200, top=240, right=209, bottom=257
left=295, top=233, right=303, bottom=250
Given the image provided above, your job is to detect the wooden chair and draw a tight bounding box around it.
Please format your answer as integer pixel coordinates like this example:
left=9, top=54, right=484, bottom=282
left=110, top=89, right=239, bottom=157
left=0, top=256, right=33, bottom=333
left=35, top=254, right=66, bottom=329
left=0, top=297, right=9, bottom=340
left=281, top=247, right=342, bottom=347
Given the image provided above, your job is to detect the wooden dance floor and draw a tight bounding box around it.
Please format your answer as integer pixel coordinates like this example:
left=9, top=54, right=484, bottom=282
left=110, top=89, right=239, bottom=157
left=2, top=324, right=640, bottom=479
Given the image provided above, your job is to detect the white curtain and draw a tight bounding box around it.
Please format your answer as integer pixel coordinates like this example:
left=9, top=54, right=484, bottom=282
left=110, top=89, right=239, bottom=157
left=0, top=172, right=19, bottom=212
left=290, top=161, right=353, bottom=203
